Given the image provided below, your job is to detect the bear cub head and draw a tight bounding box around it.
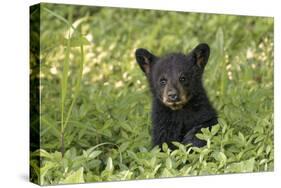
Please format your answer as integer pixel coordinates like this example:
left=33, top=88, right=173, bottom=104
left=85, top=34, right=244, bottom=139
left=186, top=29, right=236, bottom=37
left=135, top=43, right=210, bottom=110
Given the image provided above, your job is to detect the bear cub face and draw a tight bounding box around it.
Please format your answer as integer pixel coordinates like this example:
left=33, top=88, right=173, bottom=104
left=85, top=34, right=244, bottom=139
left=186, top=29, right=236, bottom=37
left=135, top=43, right=210, bottom=110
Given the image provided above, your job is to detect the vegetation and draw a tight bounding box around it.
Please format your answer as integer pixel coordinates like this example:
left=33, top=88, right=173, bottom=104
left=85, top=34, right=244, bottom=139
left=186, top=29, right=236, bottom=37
left=30, top=3, right=274, bottom=185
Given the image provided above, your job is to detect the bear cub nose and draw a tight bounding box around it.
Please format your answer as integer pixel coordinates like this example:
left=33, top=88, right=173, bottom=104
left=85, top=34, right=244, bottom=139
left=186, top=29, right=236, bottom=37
left=168, top=90, right=179, bottom=102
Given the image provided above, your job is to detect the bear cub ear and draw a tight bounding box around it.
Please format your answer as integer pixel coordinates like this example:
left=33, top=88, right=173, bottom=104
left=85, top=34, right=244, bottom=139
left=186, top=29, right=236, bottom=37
left=135, top=48, right=156, bottom=75
left=192, top=43, right=210, bottom=69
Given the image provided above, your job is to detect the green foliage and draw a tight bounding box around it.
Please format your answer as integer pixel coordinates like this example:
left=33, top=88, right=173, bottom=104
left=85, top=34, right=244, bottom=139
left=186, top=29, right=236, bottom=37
left=30, top=3, right=273, bottom=185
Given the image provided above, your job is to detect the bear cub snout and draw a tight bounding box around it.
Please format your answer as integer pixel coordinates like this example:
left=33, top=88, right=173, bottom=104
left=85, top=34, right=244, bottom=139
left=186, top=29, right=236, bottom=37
left=135, top=43, right=218, bottom=149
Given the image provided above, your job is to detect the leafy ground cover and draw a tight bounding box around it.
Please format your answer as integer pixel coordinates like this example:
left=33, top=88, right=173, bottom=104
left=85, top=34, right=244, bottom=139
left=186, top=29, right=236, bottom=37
left=30, top=4, right=273, bottom=185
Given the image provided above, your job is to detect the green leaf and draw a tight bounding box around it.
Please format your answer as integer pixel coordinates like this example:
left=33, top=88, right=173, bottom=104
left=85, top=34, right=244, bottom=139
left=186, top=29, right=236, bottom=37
left=179, top=166, right=192, bottom=176
left=152, top=164, right=162, bottom=175
left=60, top=167, right=85, bottom=184
left=196, top=128, right=211, bottom=141
left=116, top=170, right=133, bottom=180
left=161, top=168, right=173, bottom=177
left=88, top=150, right=102, bottom=159
left=259, top=159, right=268, bottom=165
left=201, top=127, right=212, bottom=136
left=225, top=158, right=255, bottom=173
left=257, top=145, right=264, bottom=156
left=254, top=136, right=264, bottom=144
left=105, top=157, right=114, bottom=172
left=211, top=124, right=220, bottom=135
left=162, top=143, right=168, bottom=152
left=119, top=142, right=130, bottom=152
left=219, top=118, right=228, bottom=134
left=166, top=157, right=172, bottom=169
left=32, top=149, right=53, bottom=159
left=150, top=156, right=157, bottom=166
left=212, top=151, right=227, bottom=165
left=40, top=161, right=57, bottom=185
left=199, top=148, right=211, bottom=163
left=53, top=151, right=62, bottom=161
left=238, top=132, right=246, bottom=146
left=266, top=145, right=272, bottom=155
left=195, top=133, right=207, bottom=141
left=171, top=141, right=181, bottom=148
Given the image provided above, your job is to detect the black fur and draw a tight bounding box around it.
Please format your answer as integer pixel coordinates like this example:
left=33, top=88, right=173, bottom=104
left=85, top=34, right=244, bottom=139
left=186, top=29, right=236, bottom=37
left=135, top=43, right=217, bottom=149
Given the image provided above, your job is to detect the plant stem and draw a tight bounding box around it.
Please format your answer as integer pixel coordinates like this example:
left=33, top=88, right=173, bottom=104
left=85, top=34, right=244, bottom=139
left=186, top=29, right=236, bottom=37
left=61, top=131, right=65, bottom=157
left=60, top=30, right=71, bottom=157
left=43, top=6, right=85, bottom=157
left=63, top=43, right=85, bottom=129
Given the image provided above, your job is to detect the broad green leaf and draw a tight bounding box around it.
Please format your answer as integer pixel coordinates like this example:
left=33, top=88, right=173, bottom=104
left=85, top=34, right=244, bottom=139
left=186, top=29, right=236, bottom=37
left=199, top=148, right=211, bottom=163
left=117, top=170, right=133, bottom=180
left=196, top=133, right=208, bottom=141
left=88, top=150, right=102, bottom=159
left=119, top=142, right=130, bottom=152
left=238, top=132, right=246, bottom=146
left=105, top=157, right=114, bottom=172
left=60, top=167, right=85, bottom=184
left=161, top=168, right=173, bottom=177
left=40, top=161, right=57, bottom=185
left=219, top=118, right=228, bottom=134
left=180, top=166, right=192, bottom=176
left=259, top=159, right=268, bottom=165
left=32, top=149, right=53, bottom=159
left=266, top=145, right=272, bottom=154
left=212, top=151, right=227, bottom=165
left=254, top=136, right=264, bottom=144
left=257, top=145, right=264, bottom=156
left=225, top=158, right=255, bottom=173
left=152, top=164, right=162, bottom=175
left=150, top=156, right=157, bottom=166
left=162, top=143, right=168, bottom=152
left=211, top=124, right=220, bottom=135
left=166, top=157, right=172, bottom=169
left=201, top=127, right=212, bottom=137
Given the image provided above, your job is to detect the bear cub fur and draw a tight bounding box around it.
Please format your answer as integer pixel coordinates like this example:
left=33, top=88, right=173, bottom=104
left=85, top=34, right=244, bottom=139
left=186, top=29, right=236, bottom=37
left=135, top=43, right=217, bottom=149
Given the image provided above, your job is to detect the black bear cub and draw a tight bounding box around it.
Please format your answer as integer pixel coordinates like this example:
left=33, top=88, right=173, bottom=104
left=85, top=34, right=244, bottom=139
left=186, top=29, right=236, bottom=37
left=135, top=43, right=217, bottom=149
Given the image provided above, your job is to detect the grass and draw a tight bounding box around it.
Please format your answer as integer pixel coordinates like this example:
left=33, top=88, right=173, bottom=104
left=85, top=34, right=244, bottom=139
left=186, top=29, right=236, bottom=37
left=30, top=3, right=274, bottom=185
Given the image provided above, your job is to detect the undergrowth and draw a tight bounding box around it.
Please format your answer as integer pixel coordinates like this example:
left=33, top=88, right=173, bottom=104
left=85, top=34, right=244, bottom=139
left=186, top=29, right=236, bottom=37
left=30, top=3, right=274, bottom=185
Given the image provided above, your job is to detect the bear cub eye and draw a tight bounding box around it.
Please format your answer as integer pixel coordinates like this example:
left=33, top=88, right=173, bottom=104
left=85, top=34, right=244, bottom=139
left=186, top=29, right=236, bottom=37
left=159, top=78, right=167, bottom=86
left=179, top=76, right=186, bottom=82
